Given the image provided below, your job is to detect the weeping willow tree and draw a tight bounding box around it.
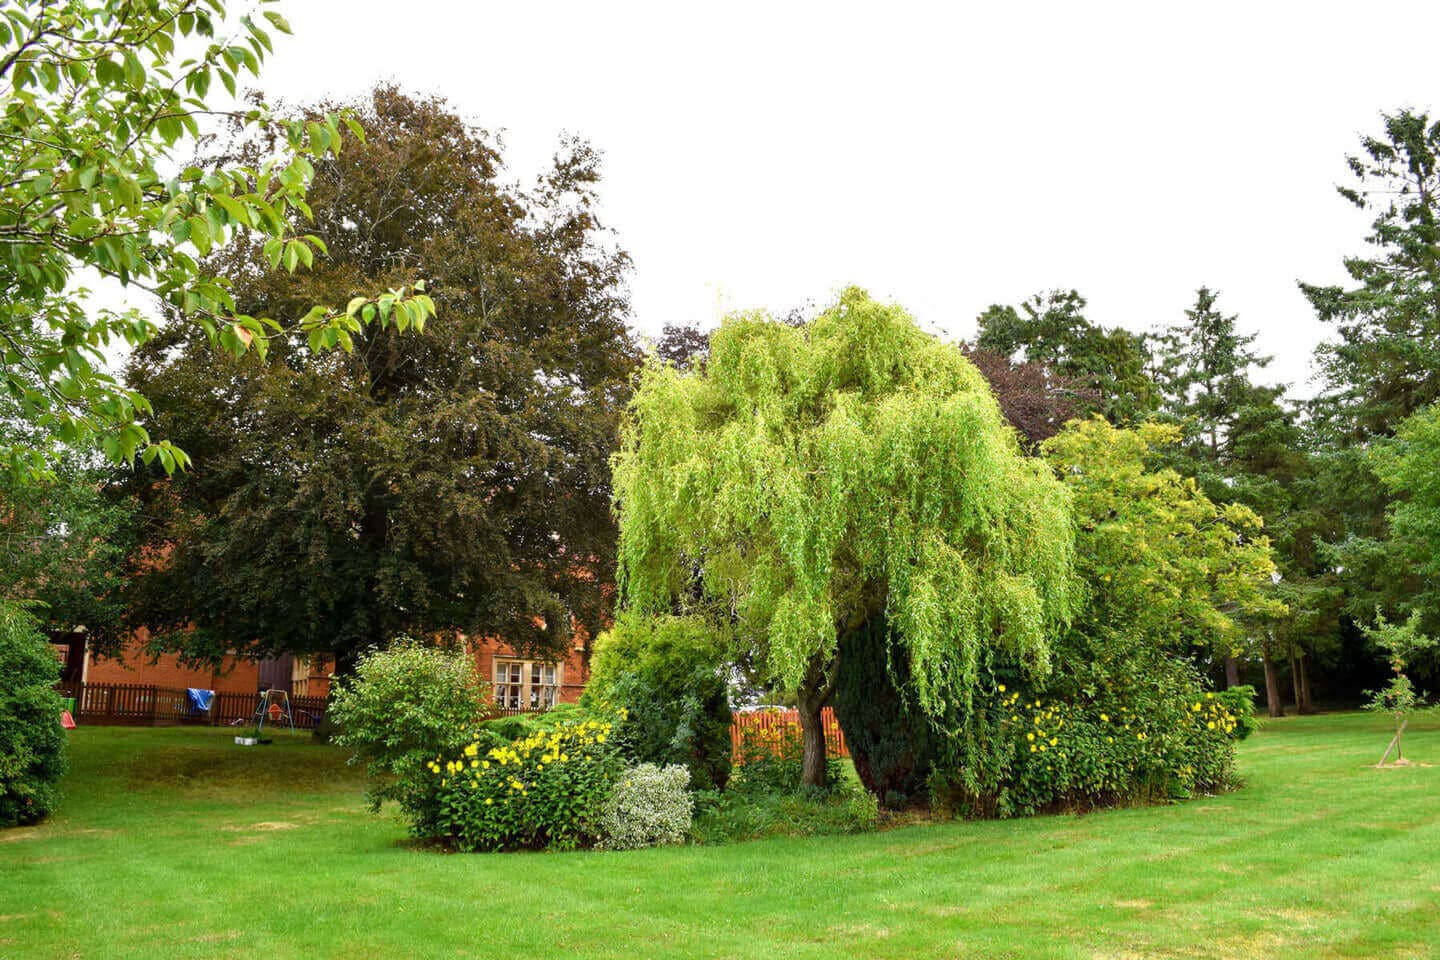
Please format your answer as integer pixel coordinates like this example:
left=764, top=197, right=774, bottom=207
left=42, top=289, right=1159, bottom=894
left=612, top=288, right=1078, bottom=787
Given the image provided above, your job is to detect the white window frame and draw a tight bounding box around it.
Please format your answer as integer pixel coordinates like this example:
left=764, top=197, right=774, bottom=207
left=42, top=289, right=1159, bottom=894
left=494, top=658, right=562, bottom=711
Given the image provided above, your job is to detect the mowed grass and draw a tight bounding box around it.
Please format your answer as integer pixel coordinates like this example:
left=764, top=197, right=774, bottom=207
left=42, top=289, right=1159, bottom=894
left=2, top=712, right=1438, bottom=960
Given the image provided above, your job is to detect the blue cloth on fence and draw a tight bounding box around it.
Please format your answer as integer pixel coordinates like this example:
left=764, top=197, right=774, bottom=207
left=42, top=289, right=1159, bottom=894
left=186, top=688, right=214, bottom=712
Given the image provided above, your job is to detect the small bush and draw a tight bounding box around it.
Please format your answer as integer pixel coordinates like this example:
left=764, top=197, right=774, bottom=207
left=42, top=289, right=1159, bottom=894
left=691, top=775, right=878, bottom=844
left=584, top=614, right=733, bottom=791
left=0, top=603, right=67, bottom=826
left=327, top=640, right=490, bottom=831
left=599, top=763, right=693, bottom=850
left=431, top=716, right=623, bottom=851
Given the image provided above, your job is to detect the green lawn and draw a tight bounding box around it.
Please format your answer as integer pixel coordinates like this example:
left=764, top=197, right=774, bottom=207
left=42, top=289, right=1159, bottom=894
left=2, top=712, right=1437, bottom=959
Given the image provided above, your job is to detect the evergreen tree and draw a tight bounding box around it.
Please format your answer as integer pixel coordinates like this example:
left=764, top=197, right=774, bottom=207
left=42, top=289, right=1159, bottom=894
left=975, top=290, right=1157, bottom=425
left=1301, top=109, right=1440, bottom=442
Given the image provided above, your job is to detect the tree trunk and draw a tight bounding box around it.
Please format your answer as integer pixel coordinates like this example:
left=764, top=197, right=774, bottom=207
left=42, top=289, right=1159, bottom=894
left=1262, top=649, right=1285, bottom=719
left=1290, top=654, right=1302, bottom=712
left=1223, top=656, right=1240, bottom=690
left=795, top=653, right=835, bottom=790
left=1298, top=654, right=1315, bottom=714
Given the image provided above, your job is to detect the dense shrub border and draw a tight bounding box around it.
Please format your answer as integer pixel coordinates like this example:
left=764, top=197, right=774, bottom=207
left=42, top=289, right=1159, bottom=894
left=0, top=603, right=68, bottom=827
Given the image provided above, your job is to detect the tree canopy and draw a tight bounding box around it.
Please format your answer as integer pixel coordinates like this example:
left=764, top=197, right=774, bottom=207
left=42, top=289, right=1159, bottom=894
left=975, top=290, right=1158, bottom=425
left=0, top=0, right=435, bottom=479
left=612, top=287, right=1078, bottom=784
left=120, top=87, right=636, bottom=669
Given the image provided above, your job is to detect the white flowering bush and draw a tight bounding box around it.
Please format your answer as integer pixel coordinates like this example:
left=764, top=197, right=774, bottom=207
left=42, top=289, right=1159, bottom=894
left=599, top=763, right=693, bottom=850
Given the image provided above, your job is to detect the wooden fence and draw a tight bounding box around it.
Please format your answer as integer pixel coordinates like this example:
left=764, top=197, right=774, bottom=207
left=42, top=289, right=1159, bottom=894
left=730, top=706, right=848, bottom=763
left=58, top=682, right=329, bottom=730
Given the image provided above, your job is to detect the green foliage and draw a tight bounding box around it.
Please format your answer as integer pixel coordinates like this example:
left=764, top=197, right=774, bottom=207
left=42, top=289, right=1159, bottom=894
left=0, top=603, right=67, bottom=826
left=1362, top=611, right=1434, bottom=764
left=613, top=288, right=1078, bottom=778
left=1042, top=417, right=1283, bottom=657
left=585, top=614, right=733, bottom=791
left=120, top=87, right=634, bottom=666
left=1301, top=109, right=1440, bottom=443
left=0, top=0, right=432, bottom=477
left=832, top=613, right=936, bottom=808
left=327, top=640, right=490, bottom=824
left=690, top=774, right=879, bottom=845
left=598, top=763, right=694, bottom=851
left=932, top=674, right=1245, bottom=818
left=430, top=716, right=623, bottom=852
left=1373, top=404, right=1440, bottom=632
left=0, top=434, right=133, bottom=641
left=1214, top=685, right=1260, bottom=740
left=975, top=289, right=1158, bottom=425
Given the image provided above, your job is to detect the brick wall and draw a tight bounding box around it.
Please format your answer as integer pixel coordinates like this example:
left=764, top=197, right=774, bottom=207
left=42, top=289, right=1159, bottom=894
left=469, top=629, right=591, bottom=706
left=85, top=627, right=262, bottom=694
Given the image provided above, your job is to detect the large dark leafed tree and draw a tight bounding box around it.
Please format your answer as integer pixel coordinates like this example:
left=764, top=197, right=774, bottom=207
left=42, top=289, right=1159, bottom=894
left=122, top=87, right=637, bottom=673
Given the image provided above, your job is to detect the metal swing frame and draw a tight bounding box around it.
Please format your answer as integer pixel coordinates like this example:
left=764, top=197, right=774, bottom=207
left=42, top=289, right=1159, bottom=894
left=250, top=688, right=296, bottom=734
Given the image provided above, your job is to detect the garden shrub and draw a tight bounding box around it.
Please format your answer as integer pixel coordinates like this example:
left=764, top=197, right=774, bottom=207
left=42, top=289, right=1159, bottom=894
left=599, top=762, right=693, bottom=850
left=691, top=776, right=879, bottom=844
left=0, top=603, right=67, bottom=826
left=327, top=639, right=490, bottom=832
left=584, top=614, right=733, bottom=791
left=930, top=659, right=1247, bottom=818
left=833, top=613, right=936, bottom=808
left=431, top=715, right=623, bottom=851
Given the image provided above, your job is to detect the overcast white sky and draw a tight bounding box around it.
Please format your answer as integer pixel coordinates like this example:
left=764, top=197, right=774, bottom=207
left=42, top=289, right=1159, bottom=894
left=253, top=0, right=1440, bottom=396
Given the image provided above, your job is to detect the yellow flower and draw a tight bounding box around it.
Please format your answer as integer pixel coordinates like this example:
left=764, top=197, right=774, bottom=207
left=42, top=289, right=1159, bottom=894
left=465, top=743, right=479, bottom=757
left=485, top=798, right=494, bottom=805
left=596, top=734, right=607, bottom=743
left=560, top=753, right=569, bottom=762
left=1030, top=744, right=1038, bottom=753
left=1207, top=721, right=1216, bottom=730
left=998, top=684, right=1006, bottom=693
left=1100, top=713, right=1109, bottom=723
left=1026, top=733, right=1035, bottom=742
left=1049, top=738, right=1057, bottom=747
left=482, top=760, right=490, bottom=770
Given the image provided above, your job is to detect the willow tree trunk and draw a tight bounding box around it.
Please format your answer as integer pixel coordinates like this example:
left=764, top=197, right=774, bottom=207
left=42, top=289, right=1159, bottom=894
left=1262, top=650, right=1285, bottom=719
left=796, top=653, right=835, bottom=790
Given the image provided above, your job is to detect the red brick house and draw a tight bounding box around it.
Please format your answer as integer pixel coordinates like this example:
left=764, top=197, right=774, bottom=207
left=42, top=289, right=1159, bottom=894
left=59, top=627, right=591, bottom=709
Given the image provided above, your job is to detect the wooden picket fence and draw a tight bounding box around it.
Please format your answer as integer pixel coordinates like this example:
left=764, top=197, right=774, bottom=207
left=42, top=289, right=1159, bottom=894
left=730, top=706, right=848, bottom=763
left=58, top=682, right=329, bottom=730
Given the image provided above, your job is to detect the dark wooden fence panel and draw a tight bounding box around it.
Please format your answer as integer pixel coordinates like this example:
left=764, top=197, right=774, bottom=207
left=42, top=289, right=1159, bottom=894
left=58, top=682, right=328, bottom=730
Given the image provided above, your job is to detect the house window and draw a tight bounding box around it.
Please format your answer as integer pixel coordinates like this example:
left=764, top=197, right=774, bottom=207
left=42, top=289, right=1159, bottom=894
left=494, top=659, right=561, bottom=711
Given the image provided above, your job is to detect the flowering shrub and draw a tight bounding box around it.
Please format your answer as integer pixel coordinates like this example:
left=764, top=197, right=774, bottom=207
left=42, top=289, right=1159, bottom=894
left=431, top=717, right=623, bottom=851
left=932, top=679, right=1253, bottom=818
left=598, top=763, right=693, bottom=850
left=327, top=640, right=490, bottom=832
